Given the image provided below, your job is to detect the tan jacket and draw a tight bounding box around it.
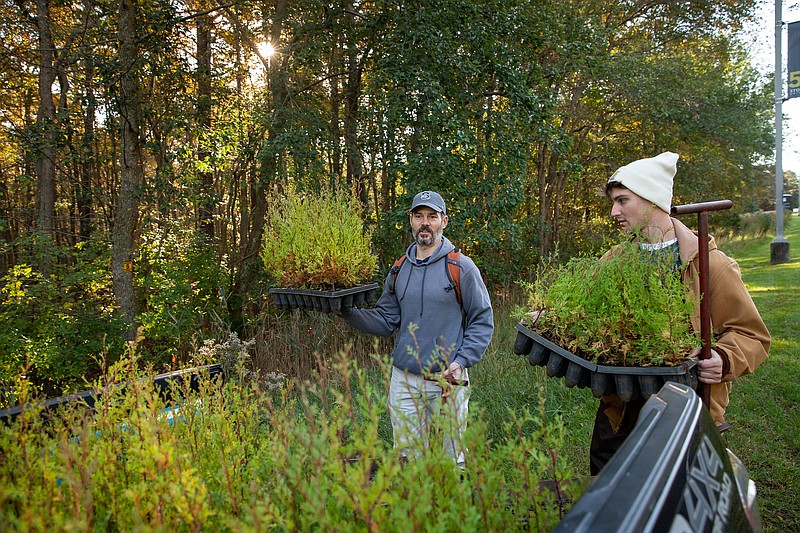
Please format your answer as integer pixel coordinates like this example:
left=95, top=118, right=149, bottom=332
left=602, top=217, right=770, bottom=429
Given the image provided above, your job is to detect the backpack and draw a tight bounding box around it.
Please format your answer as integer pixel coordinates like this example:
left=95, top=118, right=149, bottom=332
left=388, top=248, right=462, bottom=306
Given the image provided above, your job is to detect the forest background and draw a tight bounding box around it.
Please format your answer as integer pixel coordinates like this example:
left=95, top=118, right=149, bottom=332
left=1, top=0, right=797, bottom=403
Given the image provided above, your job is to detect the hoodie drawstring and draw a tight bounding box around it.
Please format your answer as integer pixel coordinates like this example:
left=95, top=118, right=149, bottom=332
left=419, top=265, right=428, bottom=316
left=398, top=261, right=429, bottom=317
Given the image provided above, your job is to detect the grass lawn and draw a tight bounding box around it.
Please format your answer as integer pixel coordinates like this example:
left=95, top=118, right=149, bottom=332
left=718, top=215, right=800, bottom=533
left=472, top=214, right=800, bottom=532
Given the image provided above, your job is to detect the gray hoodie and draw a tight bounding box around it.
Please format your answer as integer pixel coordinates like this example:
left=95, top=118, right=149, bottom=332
left=340, top=237, right=494, bottom=374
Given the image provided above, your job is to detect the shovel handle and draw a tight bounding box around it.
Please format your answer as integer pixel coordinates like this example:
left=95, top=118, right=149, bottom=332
left=671, top=200, right=733, bottom=215
left=670, top=200, right=733, bottom=408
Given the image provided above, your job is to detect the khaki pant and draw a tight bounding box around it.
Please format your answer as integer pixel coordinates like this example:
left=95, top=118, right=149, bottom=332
left=388, top=366, right=470, bottom=465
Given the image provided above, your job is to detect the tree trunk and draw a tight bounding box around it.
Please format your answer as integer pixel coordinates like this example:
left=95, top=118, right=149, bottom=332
left=197, top=11, right=214, bottom=241
left=329, top=45, right=342, bottom=182
left=229, top=0, right=288, bottom=334
left=0, top=178, right=13, bottom=276
left=343, top=9, right=365, bottom=207
left=245, top=0, right=287, bottom=259
left=34, top=0, right=57, bottom=273
left=78, top=51, right=95, bottom=241
left=537, top=142, right=554, bottom=258
left=112, top=0, right=144, bottom=342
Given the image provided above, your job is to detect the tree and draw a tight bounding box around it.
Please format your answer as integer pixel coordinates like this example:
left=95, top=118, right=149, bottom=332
left=112, top=0, right=144, bottom=341
left=28, top=0, right=58, bottom=273
left=196, top=6, right=214, bottom=241
left=520, top=0, right=771, bottom=258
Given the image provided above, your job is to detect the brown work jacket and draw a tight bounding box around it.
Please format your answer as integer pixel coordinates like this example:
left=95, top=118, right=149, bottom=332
left=601, top=217, right=770, bottom=430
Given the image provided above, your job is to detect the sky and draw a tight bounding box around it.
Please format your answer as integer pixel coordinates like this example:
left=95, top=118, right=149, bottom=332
left=746, top=0, right=800, bottom=175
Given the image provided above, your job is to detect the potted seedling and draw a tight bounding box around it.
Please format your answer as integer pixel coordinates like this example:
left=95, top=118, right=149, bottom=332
left=513, top=241, right=700, bottom=400
left=262, top=188, right=379, bottom=312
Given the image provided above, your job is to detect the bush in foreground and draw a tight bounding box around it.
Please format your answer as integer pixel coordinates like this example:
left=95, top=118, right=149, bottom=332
left=0, top=345, right=581, bottom=531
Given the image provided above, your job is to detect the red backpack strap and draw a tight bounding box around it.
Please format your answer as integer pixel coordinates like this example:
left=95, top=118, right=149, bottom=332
left=389, top=255, right=406, bottom=294
left=392, top=250, right=462, bottom=306
left=445, top=248, right=462, bottom=306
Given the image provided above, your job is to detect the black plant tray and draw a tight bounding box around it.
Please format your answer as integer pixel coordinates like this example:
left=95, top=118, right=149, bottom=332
left=513, top=323, right=697, bottom=401
left=269, top=283, right=380, bottom=312
left=0, top=364, right=223, bottom=426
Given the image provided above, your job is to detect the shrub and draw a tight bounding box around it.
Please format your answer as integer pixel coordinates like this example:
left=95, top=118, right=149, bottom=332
left=738, top=211, right=773, bottom=239
left=0, top=348, right=582, bottom=530
left=136, top=225, right=229, bottom=366
left=261, top=188, right=378, bottom=290
left=0, top=240, right=126, bottom=405
left=736, top=210, right=792, bottom=240
left=517, top=241, right=700, bottom=366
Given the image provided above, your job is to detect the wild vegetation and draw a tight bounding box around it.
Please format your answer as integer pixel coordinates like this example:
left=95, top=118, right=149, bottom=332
left=0, top=343, right=581, bottom=531
left=0, top=1, right=797, bottom=527
left=1, top=217, right=796, bottom=531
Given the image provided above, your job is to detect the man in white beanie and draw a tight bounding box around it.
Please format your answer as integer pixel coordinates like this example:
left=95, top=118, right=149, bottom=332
left=590, top=152, right=771, bottom=475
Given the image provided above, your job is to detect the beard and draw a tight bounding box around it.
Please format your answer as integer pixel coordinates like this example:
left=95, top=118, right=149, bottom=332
left=413, top=224, right=442, bottom=247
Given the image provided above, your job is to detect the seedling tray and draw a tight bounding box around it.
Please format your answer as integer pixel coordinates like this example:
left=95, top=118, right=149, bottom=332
left=514, top=323, right=697, bottom=401
left=0, top=364, right=223, bottom=426
left=269, top=283, right=380, bottom=312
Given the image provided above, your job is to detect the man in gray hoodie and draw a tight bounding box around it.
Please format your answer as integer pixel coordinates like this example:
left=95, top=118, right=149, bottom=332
left=339, top=191, right=494, bottom=465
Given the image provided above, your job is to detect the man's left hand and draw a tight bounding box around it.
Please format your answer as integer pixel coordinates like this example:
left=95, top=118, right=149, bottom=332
left=695, top=348, right=724, bottom=384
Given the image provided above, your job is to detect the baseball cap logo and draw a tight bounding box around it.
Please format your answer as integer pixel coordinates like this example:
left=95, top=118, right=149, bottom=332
left=421, top=192, right=431, bottom=199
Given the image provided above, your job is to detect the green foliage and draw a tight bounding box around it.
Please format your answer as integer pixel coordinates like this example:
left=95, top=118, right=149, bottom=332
left=0, top=346, right=581, bottom=530
left=136, top=225, right=229, bottom=366
left=0, top=239, right=126, bottom=405
left=364, top=0, right=555, bottom=281
left=738, top=211, right=774, bottom=239
left=261, top=188, right=378, bottom=290
left=520, top=241, right=700, bottom=366
left=712, top=210, right=794, bottom=243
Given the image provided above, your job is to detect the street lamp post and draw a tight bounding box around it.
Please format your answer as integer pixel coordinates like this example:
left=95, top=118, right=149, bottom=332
left=772, top=0, right=791, bottom=264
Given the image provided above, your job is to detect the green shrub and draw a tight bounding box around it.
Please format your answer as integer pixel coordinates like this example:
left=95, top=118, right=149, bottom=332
left=735, top=210, right=792, bottom=240
left=738, top=211, right=773, bottom=239
left=517, top=241, right=700, bottom=366
left=0, top=240, right=126, bottom=405
left=0, top=347, right=581, bottom=530
left=136, top=225, right=229, bottom=366
left=261, top=188, right=378, bottom=289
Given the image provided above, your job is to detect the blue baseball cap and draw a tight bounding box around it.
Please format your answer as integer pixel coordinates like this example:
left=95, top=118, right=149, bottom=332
left=410, top=191, right=446, bottom=214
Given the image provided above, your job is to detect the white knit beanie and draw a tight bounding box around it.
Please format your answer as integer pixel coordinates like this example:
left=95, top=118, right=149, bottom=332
left=607, top=152, right=679, bottom=213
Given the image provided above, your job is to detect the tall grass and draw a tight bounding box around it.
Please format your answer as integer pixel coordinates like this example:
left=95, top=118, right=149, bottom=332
left=251, top=308, right=394, bottom=379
